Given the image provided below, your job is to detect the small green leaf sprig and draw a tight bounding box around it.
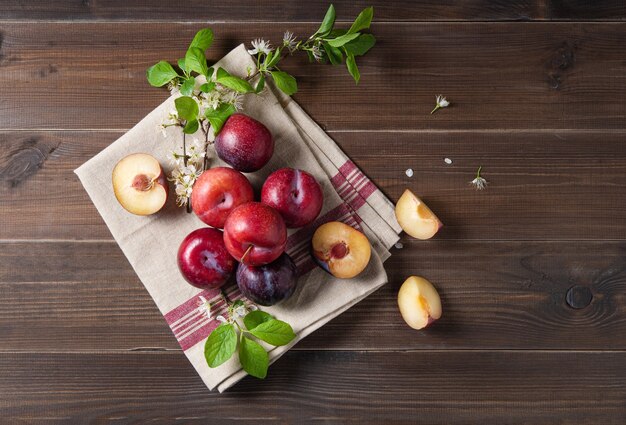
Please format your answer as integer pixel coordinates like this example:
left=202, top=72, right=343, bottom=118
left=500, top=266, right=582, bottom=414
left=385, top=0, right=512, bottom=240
left=146, top=4, right=376, bottom=208
left=205, top=299, right=296, bottom=379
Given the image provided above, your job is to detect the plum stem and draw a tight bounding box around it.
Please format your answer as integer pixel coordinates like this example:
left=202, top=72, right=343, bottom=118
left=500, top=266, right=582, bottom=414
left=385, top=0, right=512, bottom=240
left=240, top=245, right=254, bottom=264
left=220, top=288, right=231, bottom=304
left=182, top=133, right=192, bottom=214
left=202, top=122, right=210, bottom=170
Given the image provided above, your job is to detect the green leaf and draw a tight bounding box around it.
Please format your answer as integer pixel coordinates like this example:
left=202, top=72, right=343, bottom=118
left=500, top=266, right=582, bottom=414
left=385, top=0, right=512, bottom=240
left=183, top=118, right=199, bottom=134
left=204, top=324, right=237, bottom=368
left=255, top=74, right=265, bottom=93
left=348, top=7, right=374, bottom=34
left=185, top=47, right=209, bottom=76
left=316, top=4, right=336, bottom=36
left=189, top=28, right=214, bottom=51
left=146, top=61, right=179, bottom=87
left=270, top=71, right=297, bottom=95
left=327, top=32, right=361, bottom=48
left=329, top=28, right=347, bottom=38
left=205, top=103, right=236, bottom=135
left=174, top=96, right=199, bottom=121
left=346, top=53, right=360, bottom=84
left=344, top=34, right=376, bottom=56
left=206, top=66, right=215, bottom=79
left=249, top=319, right=296, bottom=346
left=323, top=42, right=343, bottom=65
left=215, top=67, right=255, bottom=93
left=215, top=67, right=229, bottom=80
left=265, top=48, right=282, bottom=69
left=239, top=336, right=269, bottom=379
left=177, top=58, right=189, bottom=76
left=180, top=77, right=195, bottom=96
left=243, top=310, right=273, bottom=330
left=199, top=82, right=215, bottom=93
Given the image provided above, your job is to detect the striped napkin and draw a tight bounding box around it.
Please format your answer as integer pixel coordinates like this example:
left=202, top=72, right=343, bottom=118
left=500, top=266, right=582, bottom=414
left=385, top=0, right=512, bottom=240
left=75, top=44, right=401, bottom=392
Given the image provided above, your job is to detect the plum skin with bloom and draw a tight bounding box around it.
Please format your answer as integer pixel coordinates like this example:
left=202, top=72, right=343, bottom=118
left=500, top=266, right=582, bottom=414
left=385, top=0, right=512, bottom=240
left=261, top=168, right=324, bottom=228
left=223, top=202, right=288, bottom=266
left=214, top=113, right=274, bottom=172
left=191, top=167, right=254, bottom=229
left=177, top=227, right=236, bottom=289
left=236, top=253, right=298, bottom=306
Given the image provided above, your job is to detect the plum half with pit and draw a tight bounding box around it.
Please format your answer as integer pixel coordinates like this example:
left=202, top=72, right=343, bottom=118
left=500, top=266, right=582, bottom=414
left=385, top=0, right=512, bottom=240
left=312, top=221, right=371, bottom=279
left=112, top=153, right=169, bottom=215
left=236, top=253, right=298, bottom=306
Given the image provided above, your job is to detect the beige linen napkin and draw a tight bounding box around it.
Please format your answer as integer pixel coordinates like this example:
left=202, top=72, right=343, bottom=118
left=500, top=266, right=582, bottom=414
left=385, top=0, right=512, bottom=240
left=75, top=44, right=401, bottom=392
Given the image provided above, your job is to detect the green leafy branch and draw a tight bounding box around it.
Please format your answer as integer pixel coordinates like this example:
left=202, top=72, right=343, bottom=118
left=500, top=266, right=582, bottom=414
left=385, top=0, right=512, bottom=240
left=205, top=300, right=296, bottom=379
left=145, top=4, right=375, bottom=210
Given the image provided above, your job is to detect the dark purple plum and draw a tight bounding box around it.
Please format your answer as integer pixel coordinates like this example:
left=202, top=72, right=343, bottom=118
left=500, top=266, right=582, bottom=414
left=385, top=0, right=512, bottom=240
left=236, top=253, right=298, bottom=306
left=214, top=113, right=274, bottom=172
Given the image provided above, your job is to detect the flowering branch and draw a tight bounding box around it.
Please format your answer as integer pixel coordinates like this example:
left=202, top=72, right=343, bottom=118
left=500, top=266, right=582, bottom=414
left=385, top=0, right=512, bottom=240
left=146, top=4, right=376, bottom=207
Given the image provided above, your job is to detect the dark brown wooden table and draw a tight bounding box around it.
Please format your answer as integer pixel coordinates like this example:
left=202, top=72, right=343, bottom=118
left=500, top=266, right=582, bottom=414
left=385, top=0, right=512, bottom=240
left=1, top=1, right=626, bottom=423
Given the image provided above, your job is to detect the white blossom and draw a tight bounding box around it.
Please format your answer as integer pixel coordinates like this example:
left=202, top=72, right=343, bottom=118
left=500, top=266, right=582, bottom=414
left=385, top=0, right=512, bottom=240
left=168, top=151, right=185, bottom=168
left=431, top=95, right=450, bottom=114
left=283, top=31, right=297, bottom=52
left=247, top=38, right=272, bottom=56
left=163, top=109, right=179, bottom=127
left=170, top=164, right=201, bottom=206
left=310, top=44, right=323, bottom=62
left=470, top=166, right=488, bottom=190
left=216, top=315, right=227, bottom=323
left=187, top=138, right=207, bottom=166
left=395, top=242, right=404, bottom=249
left=235, top=305, right=247, bottom=318
left=168, top=82, right=180, bottom=96
left=405, top=168, right=414, bottom=178
left=444, top=158, right=453, bottom=165
left=221, top=91, right=243, bottom=110
left=199, top=91, right=221, bottom=114
left=197, top=296, right=212, bottom=319
left=437, top=95, right=450, bottom=108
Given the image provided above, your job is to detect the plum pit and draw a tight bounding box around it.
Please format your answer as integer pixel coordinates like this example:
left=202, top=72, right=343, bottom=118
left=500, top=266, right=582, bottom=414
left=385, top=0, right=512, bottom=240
left=131, top=174, right=154, bottom=192
left=331, top=242, right=349, bottom=259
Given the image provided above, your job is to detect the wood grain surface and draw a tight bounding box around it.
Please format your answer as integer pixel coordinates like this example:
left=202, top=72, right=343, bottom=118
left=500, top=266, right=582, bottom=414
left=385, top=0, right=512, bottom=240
left=1, top=351, right=624, bottom=424
left=0, top=1, right=625, bottom=423
left=1, top=23, right=626, bottom=131
left=3, top=0, right=626, bottom=21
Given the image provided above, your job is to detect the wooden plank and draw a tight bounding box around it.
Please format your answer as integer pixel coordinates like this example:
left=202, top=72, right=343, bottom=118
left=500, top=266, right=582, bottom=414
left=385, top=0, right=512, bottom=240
left=1, top=22, right=626, bottom=130
left=1, top=240, right=625, bottom=351
left=0, top=350, right=624, bottom=423
left=0, top=1, right=545, bottom=22
left=547, top=0, right=626, bottom=20
left=3, top=1, right=626, bottom=22
left=2, top=130, right=626, bottom=241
